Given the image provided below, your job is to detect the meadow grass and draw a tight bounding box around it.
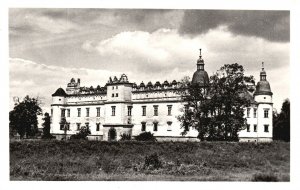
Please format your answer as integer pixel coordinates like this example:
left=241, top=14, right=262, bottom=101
left=10, top=140, right=290, bottom=181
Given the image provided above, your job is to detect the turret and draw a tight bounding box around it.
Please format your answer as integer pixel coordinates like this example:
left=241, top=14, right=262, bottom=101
left=254, top=62, right=273, bottom=142
left=191, top=49, right=209, bottom=87
left=52, top=87, right=67, bottom=104
left=254, top=62, right=273, bottom=103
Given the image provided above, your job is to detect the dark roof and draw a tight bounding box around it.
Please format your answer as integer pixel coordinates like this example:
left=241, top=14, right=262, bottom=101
left=254, top=81, right=273, bottom=96
left=191, top=70, right=209, bottom=86
left=147, top=81, right=153, bottom=87
left=52, top=88, right=67, bottom=97
left=140, top=82, right=145, bottom=87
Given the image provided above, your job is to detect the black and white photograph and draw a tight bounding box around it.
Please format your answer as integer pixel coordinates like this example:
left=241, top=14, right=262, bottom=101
left=3, top=0, right=297, bottom=186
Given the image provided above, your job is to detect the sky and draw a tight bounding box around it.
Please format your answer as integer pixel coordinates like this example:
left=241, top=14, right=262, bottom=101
left=9, top=9, right=290, bottom=112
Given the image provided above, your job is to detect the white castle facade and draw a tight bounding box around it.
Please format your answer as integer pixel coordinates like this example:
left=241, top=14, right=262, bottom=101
left=50, top=50, right=273, bottom=142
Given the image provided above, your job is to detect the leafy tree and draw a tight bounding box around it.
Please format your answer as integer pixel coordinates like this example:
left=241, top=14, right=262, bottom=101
left=273, top=99, right=290, bottom=141
left=177, top=76, right=209, bottom=140
left=70, top=126, right=91, bottom=140
left=41, top=112, right=55, bottom=139
left=177, top=63, right=254, bottom=141
left=9, top=95, right=42, bottom=139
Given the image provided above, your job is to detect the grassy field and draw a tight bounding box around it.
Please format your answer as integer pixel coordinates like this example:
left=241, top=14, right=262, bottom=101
left=10, top=140, right=290, bottom=181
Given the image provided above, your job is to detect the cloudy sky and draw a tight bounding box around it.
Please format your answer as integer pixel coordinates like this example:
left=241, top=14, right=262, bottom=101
left=9, top=9, right=290, bottom=112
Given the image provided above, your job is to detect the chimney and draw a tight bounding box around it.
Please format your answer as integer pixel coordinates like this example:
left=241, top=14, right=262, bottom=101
left=77, top=78, right=80, bottom=84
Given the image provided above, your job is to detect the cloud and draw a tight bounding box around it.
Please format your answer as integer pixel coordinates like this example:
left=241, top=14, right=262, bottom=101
left=9, top=58, right=123, bottom=110
left=82, top=27, right=289, bottom=73
left=9, top=9, right=79, bottom=36
left=179, top=10, right=290, bottom=42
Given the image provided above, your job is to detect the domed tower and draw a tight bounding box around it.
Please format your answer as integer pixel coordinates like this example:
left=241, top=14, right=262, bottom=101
left=191, top=49, right=209, bottom=87
left=51, top=88, right=67, bottom=135
left=254, top=62, right=273, bottom=142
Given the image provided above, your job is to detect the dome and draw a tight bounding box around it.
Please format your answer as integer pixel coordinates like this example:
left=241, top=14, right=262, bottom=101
left=52, top=88, right=67, bottom=97
left=254, top=81, right=273, bottom=96
left=191, top=70, right=209, bottom=86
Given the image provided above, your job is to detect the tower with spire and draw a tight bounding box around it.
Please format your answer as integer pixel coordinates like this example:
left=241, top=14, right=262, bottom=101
left=253, top=62, right=273, bottom=141
left=191, top=48, right=209, bottom=87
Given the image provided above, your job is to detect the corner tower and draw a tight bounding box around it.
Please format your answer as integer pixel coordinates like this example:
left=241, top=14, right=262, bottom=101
left=191, top=49, right=209, bottom=87
left=254, top=62, right=273, bottom=142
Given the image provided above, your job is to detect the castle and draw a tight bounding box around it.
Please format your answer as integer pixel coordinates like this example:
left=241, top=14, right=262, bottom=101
left=50, top=50, right=273, bottom=142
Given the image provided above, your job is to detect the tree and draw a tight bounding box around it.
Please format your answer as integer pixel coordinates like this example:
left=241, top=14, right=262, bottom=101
left=41, top=112, right=55, bottom=139
left=9, top=95, right=42, bottom=139
left=176, top=76, right=209, bottom=140
left=273, top=99, right=290, bottom=141
left=177, top=63, right=254, bottom=141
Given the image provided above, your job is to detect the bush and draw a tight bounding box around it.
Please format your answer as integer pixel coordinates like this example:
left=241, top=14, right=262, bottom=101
left=120, top=133, right=131, bottom=141
left=70, top=126, right=91, bottom=140
left=135, top=132, right=157, bottom=142
left=252, top=173, right=278, bottom=182
left=144, top=153, right=162, bottom=170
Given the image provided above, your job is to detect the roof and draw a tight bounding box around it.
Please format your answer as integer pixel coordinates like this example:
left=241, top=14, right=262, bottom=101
left=254, top=81, right=273, bottom=96
left=191, top=70, right=209, bottom=86
left=52, top=88, right=67, bottom=97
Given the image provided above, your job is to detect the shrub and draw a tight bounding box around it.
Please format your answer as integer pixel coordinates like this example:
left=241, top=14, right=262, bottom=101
left=252, top=173, right=278, bottom=182
left=120, top=133, right=131, bottom=141
left=70, top=126, right=91, bottom=140
left=135, top=132, right=157, bottom=142
left=144, top=153, right=162, bottom=170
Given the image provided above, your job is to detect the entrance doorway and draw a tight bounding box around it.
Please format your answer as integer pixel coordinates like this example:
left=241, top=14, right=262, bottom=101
left=108, top=128, right=117, bottom=141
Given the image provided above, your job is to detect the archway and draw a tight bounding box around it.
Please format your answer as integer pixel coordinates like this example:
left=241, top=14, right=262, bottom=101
left=108, top=128, right=117, bottom=141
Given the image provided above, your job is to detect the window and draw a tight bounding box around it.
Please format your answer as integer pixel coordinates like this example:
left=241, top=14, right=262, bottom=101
left=247, top=108, right=250, bottom=118
left=264, top=125, right=269, bottom=132
left=67, top=109, right=70, bottom=117
left=167, top=105, right=172, bottom=116
left=253, top=108, right=257, bottom=118
left=153, top=122, right=158, bottom=131
left=61, top=109, right=65, bottom=117
left=116, top=86, right=118, bottom=89
left=153, top=105, right=158, bottom=116
left=142, top=106, right=146, bottom=116
left=86, top=108, right=90, bottom=117
left=77, top=123, right=81, bottom=131
left=51, top=109, right=53, bottom=116
left=264, top=109, right=269, bottom=118
left=167, top=121, right=172, bottom=131
left=247, top=124, right=250, bottom=132
left=96, top=107, right=100, bottom=117
left=60, top=124, right=64, bottom=130
left=116, top=93, right=118, bottom=97
left=112, top=86, right=114, bottom=90
left=141, top=122, right=146, bottom=131
left=85, top=122, right=89, bottom=129
left=112, top=93, right=114, bottom=97
left=254, top=124, right=257, bottom=132
left=96, top=123, right=100, bottom=131
left=66, top=123, right=70, bottom=130
left=128, top=106, right=132, bottom=116
left=112, top=106, right=116, bottom=116
left=77, top=108, right=81, bottom=117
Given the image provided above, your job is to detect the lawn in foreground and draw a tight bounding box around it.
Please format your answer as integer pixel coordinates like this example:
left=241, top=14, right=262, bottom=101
left=10, top=140, right=290, bottom=181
